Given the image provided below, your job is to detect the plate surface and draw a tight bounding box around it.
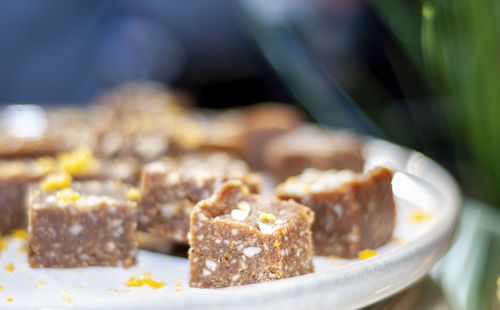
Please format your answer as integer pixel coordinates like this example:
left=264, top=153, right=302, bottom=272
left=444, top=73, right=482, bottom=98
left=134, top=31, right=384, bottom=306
left=0, top=138, right=461, bottom=310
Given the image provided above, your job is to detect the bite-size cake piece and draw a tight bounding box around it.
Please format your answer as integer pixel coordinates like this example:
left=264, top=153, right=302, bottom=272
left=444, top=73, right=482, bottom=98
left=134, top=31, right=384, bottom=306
left=28, top=178, right=138, bottom=268
left=275, top=167, right=395, bottom=258
left=201, top=103, right=303, bottom=169
left=264, top=125, right=365, bottom=181
left=0, top=158, right=55, bottom=235
left=0, top=105, right=94, bottom=158
left=138, top=152, right=261, bottom=244
left=189, top=181, right=314, bottom=288
left=57, top=147, right=140, bottom=184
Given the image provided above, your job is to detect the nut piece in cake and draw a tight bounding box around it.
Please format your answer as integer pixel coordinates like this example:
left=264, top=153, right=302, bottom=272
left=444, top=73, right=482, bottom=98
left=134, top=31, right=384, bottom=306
left=28, top=180, right=138, bottom=268
left=189, top=181, right=314, bottom=288
left=264, top=125, right=364, bottom=181
left=0, top=158, right=57, bottom=235
left=138, top=152, right=261, bottom=243
left=275, top=167, right=395, bottom=258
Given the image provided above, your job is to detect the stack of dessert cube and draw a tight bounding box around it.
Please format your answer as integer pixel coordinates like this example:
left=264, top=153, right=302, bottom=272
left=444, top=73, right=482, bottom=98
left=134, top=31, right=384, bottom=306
left=0, top=82, right=395, bottom=288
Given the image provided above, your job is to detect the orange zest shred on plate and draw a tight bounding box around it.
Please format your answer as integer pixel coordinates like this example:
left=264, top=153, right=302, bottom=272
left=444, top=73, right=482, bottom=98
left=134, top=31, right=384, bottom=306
left=6, top=297, right=13, bottom=302
left=0, top=284, right=3, bottom=292
left=410, top=210, right=434, bottom=223
left=358, top=249, right=377, bottom=260
left=64, top=297, right=72, bottom=303
left=125, top=272, right=165, bottom=289
left=4, top=263, right=14, bottom=272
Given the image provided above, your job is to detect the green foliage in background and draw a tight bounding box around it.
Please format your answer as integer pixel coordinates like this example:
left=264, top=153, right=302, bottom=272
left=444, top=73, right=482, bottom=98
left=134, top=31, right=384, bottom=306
left=421, top=0, right=500, bottom=206
left=375, top=0, right=500, bottom=206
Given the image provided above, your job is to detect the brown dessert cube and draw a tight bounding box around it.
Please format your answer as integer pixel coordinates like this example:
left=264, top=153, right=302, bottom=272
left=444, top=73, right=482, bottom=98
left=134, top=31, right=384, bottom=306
left=138, top=152, right=261, bottom=243
left=90, top=83, right=203, bottom=161
left=264, top=125, right=365, bottom=181
left=0, top=106, right=93, bottom=158
left=94, top=114, right=204, bottom=162
left=56, top=148, right=140, bottom=184
left=202, top=103, right=302, bottom=169
left=136, top=232, right=173, bottom=254
left=28, top=180, right=138, bottom=268
left=90, top=82, right=188, bottom=120
left=275, top=167, right=395, bottom=258
left=189, top=181, right=314, bottom=288
left=0, top=158, right=56, bottom=235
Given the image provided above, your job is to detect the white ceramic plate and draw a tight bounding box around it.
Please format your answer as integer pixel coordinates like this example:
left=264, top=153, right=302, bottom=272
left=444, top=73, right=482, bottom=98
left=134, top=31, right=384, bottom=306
left=0, top=138, right=461, bottom=310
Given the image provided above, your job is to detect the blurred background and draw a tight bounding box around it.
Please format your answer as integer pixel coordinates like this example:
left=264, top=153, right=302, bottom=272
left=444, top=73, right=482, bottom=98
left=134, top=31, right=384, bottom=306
left=0, top=0, right=499, bottom=308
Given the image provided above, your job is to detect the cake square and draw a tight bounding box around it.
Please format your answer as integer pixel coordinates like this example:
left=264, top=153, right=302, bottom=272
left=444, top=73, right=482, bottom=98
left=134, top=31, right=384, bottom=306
left=275, top=167, right=395, bottom=258
left=28, top=179, right=138, bottom=268
left=264, top=125, right=365, bottom=181
left=0, top=158, right=55, bottom=235
left=138, top=152, right=261, bottom=244
left=189, top=181, right=314, bottom=288
left=201, top=103, right=303, bottom=169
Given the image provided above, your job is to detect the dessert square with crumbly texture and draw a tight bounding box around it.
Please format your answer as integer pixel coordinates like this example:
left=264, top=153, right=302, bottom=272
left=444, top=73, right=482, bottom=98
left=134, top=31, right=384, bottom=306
left=264, top=125, right=365, bottom=181
left=189, top=181, right=314, bottom=288
left=0, top=158, right=55, bottom=235
left=28, top=180, right=138, bottom=268
left=275, top=167, right=395, bottom=258
left=201, top=103, right=302, bottom=169
left=138, top=152, right=261, bottom=244
left=56, top=148, right=140, bottom=184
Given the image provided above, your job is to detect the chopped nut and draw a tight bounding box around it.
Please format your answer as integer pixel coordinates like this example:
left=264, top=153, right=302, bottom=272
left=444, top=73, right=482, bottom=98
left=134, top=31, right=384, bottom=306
left=258, top=222, right=275, bottom=234
left=231, top=209, right=249, bottom=221
left=125, top=188, right=141, bottom=201
left=243, top=246, right=262, bottom=257
left=56, top=188, right=81, bottom=203
left=237, top=201, right=251, bottom=212
left=258, top=211, right=276, bottom=222
left=358, top=249, right=377, bottom=260
left=41, top=172, right=72, bottom=191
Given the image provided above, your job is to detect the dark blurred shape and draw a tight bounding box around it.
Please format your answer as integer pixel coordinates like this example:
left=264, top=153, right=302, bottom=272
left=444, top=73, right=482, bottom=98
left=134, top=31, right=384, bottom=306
left=0, top=0, right=278, bottom=104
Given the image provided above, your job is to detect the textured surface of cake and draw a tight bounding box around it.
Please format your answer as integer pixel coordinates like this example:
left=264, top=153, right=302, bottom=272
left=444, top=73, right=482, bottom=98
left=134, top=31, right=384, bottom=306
left=275, top=167, right=395, bottom=258
left=138, top=152, right=261, bottom=243
left=189, top=181, right=314, bottom=288
left=28, top=180, right=138, bottom=268
left=264, top=125, right=364, bottom=180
